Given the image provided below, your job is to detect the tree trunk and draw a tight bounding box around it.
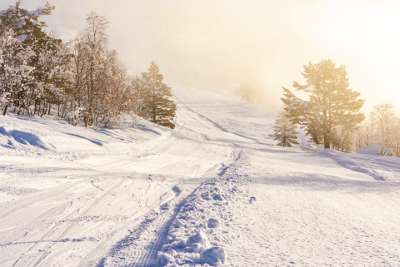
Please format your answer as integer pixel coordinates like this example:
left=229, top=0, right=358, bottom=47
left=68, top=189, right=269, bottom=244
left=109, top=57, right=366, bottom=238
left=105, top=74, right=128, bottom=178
left=323, top=135, right=330, bottom=148
left=3, top=104, right=8, bottom=116
left=34, top=100, right=38, bottom=115
left=84, top=112, right=88, bottom=127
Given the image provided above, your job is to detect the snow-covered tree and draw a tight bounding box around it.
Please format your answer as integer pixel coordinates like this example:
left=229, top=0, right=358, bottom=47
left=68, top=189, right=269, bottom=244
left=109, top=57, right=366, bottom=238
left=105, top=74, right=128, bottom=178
left=64, top=13, right=137, bottom=127
left=272, top=111, right=298, bottom=147
left=35, top=40, right=72, bottom=116
left=135, top=62, right=176, bottom=129
left=93, top=50, right=131, bottom=126
left=81, top=12, right=109, bottom=126
left=0, top=29, right=34, bottom=115
left=0, top=1, right=65, bottom=115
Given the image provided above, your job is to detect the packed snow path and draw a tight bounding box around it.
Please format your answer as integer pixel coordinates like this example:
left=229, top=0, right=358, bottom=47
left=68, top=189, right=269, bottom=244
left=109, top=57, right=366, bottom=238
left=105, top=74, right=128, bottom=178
left=1, top=89, right=400, bottom=266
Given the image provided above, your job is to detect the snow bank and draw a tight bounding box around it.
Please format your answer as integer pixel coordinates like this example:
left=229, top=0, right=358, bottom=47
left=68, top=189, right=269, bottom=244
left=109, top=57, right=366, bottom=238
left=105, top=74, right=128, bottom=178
left=0, top=114, right=164, bottom=157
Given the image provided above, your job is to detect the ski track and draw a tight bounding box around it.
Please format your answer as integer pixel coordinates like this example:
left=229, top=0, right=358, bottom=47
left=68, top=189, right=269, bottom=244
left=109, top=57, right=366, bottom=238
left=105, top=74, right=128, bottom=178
left=0, top=180, right=81, bottom=219
left=11, top=178, right=126, bottom=267
left=178, top=101, right=266, bottom=146
left=99, top=195, right=178, bottom=266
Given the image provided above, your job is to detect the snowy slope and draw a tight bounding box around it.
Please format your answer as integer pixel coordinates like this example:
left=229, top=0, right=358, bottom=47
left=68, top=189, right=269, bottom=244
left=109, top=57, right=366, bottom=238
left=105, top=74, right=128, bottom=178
left=1, top=88, right=400, bottom=267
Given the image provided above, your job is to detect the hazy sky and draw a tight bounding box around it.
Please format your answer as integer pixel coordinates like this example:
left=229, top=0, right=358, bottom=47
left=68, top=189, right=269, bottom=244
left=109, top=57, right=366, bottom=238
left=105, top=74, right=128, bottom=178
left=2, top=0, right=400, bottom=112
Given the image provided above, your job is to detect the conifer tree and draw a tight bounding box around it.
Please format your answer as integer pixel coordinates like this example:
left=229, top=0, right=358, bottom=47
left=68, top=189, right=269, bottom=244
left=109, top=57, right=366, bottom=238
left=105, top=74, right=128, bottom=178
left=136, top=62, right=176, bottom=129
left=283, top=59, right=364, bottom=149
left=272, top=111, right=298, bottom=147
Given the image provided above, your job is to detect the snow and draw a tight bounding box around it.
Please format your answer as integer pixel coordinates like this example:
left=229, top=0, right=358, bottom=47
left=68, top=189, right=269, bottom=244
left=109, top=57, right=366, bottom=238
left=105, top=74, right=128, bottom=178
left=200, top=246, right=226, bottom=266
left=207, top=218, right=219, bottom=228
left=1, top=88, right=400, bottom=266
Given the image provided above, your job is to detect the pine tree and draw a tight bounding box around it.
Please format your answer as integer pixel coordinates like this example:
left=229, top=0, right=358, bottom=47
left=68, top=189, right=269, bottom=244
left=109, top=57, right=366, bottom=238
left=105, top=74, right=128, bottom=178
left=284, top=59, right=364, bottom=149
left=281, top=87, right=322, bottom=144
left=272, top=111, right=298, bottom=147
left=136, top=62, right=176, bottom=129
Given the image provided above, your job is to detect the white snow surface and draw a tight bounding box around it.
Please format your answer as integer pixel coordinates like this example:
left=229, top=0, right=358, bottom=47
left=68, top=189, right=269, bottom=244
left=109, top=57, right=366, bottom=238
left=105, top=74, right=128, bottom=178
left=1, top=88, right=400, bottom=267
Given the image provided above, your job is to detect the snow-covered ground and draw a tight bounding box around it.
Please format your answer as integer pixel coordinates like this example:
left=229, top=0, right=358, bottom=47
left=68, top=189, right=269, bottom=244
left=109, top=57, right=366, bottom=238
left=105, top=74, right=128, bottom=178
left=1, top=88, right=400, bottom=266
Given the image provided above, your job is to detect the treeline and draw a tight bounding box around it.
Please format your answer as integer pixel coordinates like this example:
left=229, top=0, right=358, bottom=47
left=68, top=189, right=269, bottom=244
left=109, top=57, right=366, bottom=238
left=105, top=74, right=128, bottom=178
left=356, top=104, right=400, bottom=156
left=0, top=2, right=176, bottom=128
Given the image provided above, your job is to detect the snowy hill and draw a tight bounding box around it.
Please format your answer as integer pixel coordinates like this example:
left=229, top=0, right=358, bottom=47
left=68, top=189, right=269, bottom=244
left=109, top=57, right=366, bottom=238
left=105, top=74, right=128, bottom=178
left=1, top=88, right=400, bottom=266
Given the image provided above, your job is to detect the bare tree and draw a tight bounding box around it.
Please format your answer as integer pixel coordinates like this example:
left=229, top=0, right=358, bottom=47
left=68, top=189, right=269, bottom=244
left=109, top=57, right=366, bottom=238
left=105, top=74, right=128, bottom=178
left=371, top=104, right=396, bottom=155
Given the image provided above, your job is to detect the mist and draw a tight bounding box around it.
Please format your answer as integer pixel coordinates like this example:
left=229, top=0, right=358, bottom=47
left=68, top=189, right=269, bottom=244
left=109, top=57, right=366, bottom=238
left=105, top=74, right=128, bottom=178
left=2, top=0, right=400, bottom=113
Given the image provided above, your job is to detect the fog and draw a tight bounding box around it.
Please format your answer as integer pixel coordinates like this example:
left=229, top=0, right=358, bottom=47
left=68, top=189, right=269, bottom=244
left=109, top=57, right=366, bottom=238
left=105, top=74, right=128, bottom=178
left=2, top=0, right=400, bottom=113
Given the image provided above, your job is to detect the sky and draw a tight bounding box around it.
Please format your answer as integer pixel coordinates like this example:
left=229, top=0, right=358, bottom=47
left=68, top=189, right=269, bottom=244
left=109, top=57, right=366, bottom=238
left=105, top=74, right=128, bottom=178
left=2, top=0, right=400, bottom=113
